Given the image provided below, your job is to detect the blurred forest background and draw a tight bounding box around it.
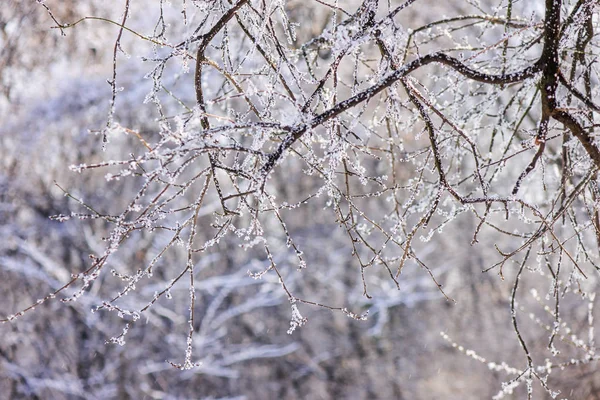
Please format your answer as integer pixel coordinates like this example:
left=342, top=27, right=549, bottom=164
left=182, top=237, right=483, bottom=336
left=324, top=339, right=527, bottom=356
left=2, top=0, right=600, bottom=399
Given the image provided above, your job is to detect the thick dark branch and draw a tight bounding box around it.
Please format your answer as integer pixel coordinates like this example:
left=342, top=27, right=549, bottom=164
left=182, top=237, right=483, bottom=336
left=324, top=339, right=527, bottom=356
left=261, top=52, right=540, bottom=177
left=539, top=0, right=561, bottom=112
left=511, top=0, right=561, bottom=193
left=540, top=0, right=600, bottom=170
left=195, top=0, right=250, bottom=120
left=195, top=0, right=249, bottom=56
left=512, top=142, right=546, bottom=195
left=316, top=53, right=540, bottom=126
left=554, top=110, right=600, bottom=168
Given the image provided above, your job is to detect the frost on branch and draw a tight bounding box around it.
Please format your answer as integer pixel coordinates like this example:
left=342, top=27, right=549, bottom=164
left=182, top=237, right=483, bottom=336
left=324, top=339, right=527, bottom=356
left=287, top=300, right=307, bottom=335
left=3, top=0, right=600, bottom=397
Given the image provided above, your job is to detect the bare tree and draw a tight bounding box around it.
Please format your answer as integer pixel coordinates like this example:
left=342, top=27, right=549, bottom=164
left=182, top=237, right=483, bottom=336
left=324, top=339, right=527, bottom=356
left=3, top=0, right=600, bottom=398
